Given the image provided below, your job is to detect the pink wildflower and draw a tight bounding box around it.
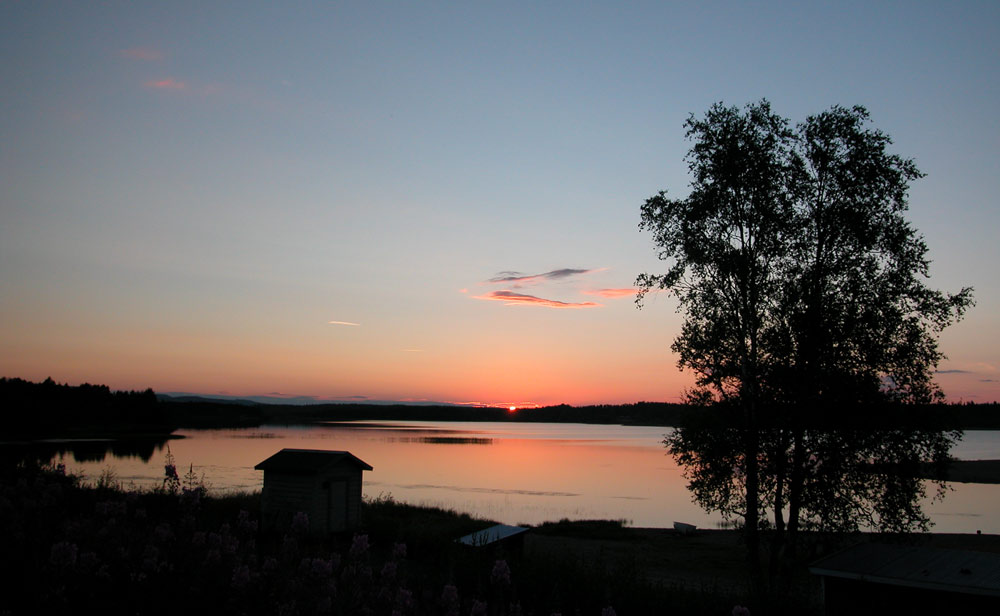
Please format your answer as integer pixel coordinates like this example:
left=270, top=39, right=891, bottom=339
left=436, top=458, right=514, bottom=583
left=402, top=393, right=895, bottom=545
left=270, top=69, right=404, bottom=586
left=470, top=599, right=488, bottom=616
left=350, top=533, right=370, bottom=559
left=491, top=559, right=511, bottom=587
left=291, top=511, right=309, bottom=535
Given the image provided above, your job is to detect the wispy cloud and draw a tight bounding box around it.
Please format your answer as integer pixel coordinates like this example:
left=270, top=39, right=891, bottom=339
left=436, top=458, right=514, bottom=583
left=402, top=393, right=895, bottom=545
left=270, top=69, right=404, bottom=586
left=328, top=320, right=360, bottom=326
left=487, top=268, right=598, bottom=285
left=120, top=47, right=164, bottom=61
left=583, top=288, right=638, bottom=298
left=936, top=369, right=971, bottom=374
left=474, top=290, right=600, bottom=309
left=145, top=78, right=186, bottom=90
left=981, top=379, right=998, bottom=383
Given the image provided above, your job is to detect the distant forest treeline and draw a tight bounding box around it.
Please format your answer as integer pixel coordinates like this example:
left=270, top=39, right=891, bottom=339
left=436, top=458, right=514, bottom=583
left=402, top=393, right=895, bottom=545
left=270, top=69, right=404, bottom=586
left=163, top=396, right=1000, bottom=430
left=1, top=377, right=173, bottom=437
left=3, top=377, right=1000, bottom=439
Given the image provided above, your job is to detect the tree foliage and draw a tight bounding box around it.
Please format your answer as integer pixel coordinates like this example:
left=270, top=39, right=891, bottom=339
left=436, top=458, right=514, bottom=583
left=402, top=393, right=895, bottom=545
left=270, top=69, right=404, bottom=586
left=637, top=101, right=973, bottom=580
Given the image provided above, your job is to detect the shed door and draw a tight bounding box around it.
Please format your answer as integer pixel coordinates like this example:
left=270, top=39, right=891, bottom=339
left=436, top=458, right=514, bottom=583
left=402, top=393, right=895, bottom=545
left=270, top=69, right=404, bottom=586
left=325, top=479, right=347, bottom=532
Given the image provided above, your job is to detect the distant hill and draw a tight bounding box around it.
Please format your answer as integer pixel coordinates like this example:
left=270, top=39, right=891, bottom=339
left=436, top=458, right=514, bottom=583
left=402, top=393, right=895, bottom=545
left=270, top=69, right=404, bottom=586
left=157, top=393, right=464, bottom=407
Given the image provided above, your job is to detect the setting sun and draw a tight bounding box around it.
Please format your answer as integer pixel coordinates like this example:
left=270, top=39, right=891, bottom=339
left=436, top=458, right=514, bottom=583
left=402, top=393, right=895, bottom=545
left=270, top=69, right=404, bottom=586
left=508, top=406, right=517, bottom=412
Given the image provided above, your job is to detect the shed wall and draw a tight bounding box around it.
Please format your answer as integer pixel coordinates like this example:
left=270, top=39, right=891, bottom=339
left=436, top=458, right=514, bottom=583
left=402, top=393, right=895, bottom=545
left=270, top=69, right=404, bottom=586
left=260, top=466, right=364, bottom=533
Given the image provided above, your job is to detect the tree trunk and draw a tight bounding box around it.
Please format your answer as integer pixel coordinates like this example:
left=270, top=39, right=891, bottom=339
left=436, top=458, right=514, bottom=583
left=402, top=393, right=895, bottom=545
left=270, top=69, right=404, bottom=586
left=743, top=399, right=762, bottom=592
left=785, top=428, right=806, bottom=560
left=768, top=429, right=789, bottom=583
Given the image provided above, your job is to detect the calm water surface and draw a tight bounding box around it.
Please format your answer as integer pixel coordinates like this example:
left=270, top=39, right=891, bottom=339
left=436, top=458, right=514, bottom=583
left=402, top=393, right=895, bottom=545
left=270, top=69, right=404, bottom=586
left=43, top=421, right=1000, bottom=533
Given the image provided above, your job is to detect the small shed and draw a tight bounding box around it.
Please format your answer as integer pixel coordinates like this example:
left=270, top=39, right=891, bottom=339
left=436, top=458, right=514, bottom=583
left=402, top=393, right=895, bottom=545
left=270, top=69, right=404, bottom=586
left=255, top=448, right=373, bottom=534
left=810, top=542, right=1000, bottom=615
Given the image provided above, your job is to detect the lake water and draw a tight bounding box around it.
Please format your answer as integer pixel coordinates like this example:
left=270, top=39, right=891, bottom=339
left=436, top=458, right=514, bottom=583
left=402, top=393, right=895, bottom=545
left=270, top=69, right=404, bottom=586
left=38, top=421, right=1000, bottom=534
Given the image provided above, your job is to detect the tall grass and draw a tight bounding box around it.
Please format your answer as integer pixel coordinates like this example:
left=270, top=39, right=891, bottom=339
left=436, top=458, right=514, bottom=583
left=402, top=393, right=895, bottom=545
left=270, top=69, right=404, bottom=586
left=1, top=463, right=783, bottom=615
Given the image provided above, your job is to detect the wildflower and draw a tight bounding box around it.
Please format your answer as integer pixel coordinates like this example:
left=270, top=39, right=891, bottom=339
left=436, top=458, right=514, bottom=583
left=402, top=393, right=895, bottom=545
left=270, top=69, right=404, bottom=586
left=262, top=557, right=278, bottom=574
left=350, top=533, right=370, bottom=560
left=231, top=564, right=251, bottom=589
left=49, top=541, right=78, bottom=568
left=291, top=511, right=309, bottom=535
left=163, top=448, right=180, bottom=493
left=395, top=588, right=414, bottom=610
left=310, top=558, right=334, bottom=579
left=192, top=531, right=206, bottom=547
left=78, top=551, right=100, bottom=572
left=381, top=561, right=397, bottom=581
left=470, top=599, right=488, bottom=616
left=153, top=522, right=173, bottom=543
left=392, top=542, right=407, bottom=560
left=491, top=559, right=511, bottom=587
left=601, top=607, right=617, bottom=616
left=442, top=584, right=460, bottom=616
left=237, top=509, right=258, bottom=535
left=732, top=606, right=751, bottom=616
left=142, top=556, right=160, bottom=574
left=329, top=552, right=341, bottom=569
left=442, top=584, right=459, bottom=604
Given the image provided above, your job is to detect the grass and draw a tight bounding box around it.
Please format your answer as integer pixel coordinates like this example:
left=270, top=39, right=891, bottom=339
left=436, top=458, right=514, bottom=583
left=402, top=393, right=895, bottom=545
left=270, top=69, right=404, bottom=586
left=2, top=463, right=821, bottom=615
left=533, top=518, right=635, bottom=541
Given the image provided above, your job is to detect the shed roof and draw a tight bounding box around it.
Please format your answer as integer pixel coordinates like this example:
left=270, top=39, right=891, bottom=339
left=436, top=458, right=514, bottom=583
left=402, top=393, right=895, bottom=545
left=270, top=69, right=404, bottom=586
left=456, top=524, right=529, bottom=547
left=254, top=449, right=373, bottom=473
left=810, top=542, right=1000, bottom=597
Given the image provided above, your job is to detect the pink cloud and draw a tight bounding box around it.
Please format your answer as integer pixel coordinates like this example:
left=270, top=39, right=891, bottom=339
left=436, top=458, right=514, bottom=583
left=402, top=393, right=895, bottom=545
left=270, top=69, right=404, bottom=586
left=121, top=47, right=164, bottom=61
left=145, top=78, right=186, bottom=90
left=474, top=290, right=601, bottom=309
left=583, top=288, right=638, bottom=298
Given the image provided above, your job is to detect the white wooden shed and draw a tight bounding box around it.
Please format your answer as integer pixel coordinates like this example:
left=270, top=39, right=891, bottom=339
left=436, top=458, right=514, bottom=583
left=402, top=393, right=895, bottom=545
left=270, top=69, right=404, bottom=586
left=255, top=448, right=373, bottom=534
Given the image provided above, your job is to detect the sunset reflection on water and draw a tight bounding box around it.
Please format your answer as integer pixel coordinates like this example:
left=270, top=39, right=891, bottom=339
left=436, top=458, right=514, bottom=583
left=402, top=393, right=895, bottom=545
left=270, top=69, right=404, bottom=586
left=45, top=422, right=1000, bottom=532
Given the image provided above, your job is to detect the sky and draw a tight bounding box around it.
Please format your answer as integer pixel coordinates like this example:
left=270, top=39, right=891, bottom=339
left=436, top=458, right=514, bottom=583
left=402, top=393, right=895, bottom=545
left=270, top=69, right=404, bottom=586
left=1, top=1, right=998, bottom=406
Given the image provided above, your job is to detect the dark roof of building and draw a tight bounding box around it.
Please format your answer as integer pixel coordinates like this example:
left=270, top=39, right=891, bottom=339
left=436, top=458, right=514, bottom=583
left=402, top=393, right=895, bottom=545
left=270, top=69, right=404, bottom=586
left=254, top=448, right=373, bottom=472
left=810, top=542, right=1000, bottom=597
left=456, top=524, right=529, bottom=547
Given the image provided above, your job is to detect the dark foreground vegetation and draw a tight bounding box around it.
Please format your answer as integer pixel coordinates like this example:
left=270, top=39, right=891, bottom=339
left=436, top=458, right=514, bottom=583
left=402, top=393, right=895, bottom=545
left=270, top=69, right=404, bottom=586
left=1, top=462, right=784, bottom=616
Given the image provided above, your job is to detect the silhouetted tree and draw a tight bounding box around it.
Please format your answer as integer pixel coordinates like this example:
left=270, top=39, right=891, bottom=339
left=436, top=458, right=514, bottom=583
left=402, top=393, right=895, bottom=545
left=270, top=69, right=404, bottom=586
left=637, top=101, right=973, bottom=585
left=637, top=100, right=795, bottom=583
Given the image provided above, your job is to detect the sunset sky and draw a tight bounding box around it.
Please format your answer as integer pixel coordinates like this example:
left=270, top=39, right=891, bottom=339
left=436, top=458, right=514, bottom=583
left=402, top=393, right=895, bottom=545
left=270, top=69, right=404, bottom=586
left=2, top=2, right=998, bottom=406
